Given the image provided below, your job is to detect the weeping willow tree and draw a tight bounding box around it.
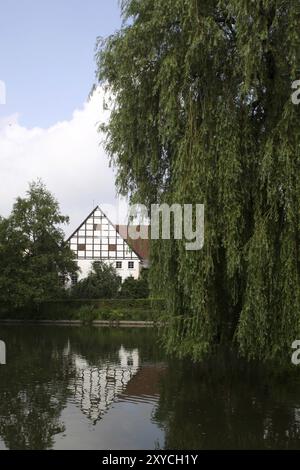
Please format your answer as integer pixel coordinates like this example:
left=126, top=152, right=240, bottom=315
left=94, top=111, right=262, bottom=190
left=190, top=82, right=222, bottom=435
left=96, top=0, right=300, bottom=361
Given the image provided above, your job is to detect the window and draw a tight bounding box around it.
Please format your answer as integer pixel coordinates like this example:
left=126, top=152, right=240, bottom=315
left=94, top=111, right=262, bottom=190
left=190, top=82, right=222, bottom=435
left=94, top=224, right=101, bottom=231
left=128, top=261, right=134, bottom=269
left=116, top=261, right=122, bottom=269
left=78, top=244, right=86, bottom=251
left=71, top=274, right=78, bottom=286
left=109, top=244, right=117, bottom=252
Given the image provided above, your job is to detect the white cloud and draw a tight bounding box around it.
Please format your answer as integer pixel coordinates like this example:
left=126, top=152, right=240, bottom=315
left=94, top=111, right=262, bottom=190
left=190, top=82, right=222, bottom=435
left=0, top=88, right=128, bottom=236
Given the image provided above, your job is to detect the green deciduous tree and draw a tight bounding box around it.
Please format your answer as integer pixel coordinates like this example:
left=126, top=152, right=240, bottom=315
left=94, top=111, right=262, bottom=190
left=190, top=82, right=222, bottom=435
left=0, top=181, right=77, bottom=311
left=96, top=0, right=300, bottom=361
left=72, top=261, right=121, bottom=299
left=119, top=269, right=149, bottom=299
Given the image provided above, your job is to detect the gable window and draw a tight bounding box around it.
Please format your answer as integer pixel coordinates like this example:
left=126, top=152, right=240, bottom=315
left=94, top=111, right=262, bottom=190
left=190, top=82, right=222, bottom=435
left=128, top=261, right=134, bottom=269
left=78, top=244, right=86, bottom=251
left=94, top=224, right=101, bottom=231
left=116, top=261, right=122, bottom=269
left=109, top=244, right=117, bottom=252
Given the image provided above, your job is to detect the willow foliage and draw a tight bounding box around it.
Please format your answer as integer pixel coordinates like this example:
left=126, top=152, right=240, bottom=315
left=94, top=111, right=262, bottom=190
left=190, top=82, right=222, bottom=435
left=96, top=0, right=300, bottom=361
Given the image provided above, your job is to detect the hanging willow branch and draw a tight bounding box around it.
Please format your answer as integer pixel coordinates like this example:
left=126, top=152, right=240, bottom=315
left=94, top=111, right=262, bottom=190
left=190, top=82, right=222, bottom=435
left=96, top=0, right=300, bottom=362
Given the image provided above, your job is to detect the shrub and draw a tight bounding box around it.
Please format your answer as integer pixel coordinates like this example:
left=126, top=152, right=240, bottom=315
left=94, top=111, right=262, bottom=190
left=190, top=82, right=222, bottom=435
left=76, top=305, right=98, bottom=324
left=119, top=270, right=149, bottom=299
left=72, top=261, right=121, bottom=299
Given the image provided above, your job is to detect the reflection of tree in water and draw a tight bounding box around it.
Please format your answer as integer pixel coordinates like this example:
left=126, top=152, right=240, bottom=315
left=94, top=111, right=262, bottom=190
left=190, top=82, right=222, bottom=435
left=0, top=326, right=157, bottom=449
left=4, top=327, right=300, bottom=449
left=154, top=352, right=300, bottom=450
left=0, top=326, right=76, bottom=450
left=73, top=346, right=140, bottom=424
left=66, top=327, right=164, bottom=424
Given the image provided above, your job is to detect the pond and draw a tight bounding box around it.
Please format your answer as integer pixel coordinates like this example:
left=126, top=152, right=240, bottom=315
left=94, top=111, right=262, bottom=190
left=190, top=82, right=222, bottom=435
left=0, top=325, right=300, bottom=450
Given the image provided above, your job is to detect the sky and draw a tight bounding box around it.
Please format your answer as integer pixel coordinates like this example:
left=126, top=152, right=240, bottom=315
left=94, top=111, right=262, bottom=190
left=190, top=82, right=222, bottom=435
left=0, top=0, right=128, bottom=235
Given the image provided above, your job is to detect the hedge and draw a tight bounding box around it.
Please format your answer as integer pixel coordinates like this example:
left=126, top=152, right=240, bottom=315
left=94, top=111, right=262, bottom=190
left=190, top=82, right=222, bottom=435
left=0, top=298, right=165, bottom=321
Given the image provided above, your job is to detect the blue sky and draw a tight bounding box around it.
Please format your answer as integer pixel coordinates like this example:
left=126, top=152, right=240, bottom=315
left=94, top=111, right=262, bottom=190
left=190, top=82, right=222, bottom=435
left=0, top=1, right=131, bottom=232
left=0, top=0, right=121, bottom=128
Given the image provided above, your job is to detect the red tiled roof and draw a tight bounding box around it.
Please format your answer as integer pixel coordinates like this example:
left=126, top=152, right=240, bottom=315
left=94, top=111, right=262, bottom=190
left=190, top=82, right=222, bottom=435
left=121, top=365, right=166, bottom=397
left=116, top=225, right=150, bottom=261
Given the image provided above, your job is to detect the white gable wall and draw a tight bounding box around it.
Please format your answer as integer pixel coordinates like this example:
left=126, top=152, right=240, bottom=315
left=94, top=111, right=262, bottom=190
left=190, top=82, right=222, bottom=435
left=77, top=258, right=140, bottom=282
left=68, top=207, right=141, bottom=283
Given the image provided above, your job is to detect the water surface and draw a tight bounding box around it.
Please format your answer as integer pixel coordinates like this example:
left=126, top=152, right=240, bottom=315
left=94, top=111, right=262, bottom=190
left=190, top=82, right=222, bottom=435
left=0, top=325, right=300, bottom=449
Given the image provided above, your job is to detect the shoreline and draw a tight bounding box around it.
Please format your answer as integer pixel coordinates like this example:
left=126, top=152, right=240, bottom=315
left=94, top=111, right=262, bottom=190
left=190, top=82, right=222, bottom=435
left=0, top=319, right=155, bottom=327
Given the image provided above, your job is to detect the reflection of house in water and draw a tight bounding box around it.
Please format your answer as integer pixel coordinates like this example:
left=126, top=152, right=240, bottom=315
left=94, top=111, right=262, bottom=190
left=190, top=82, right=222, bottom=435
left=73, top=345, right=166, bottom=424
left=73, top=346, right=140, bottom=424
left=119, top=365, right=166, bottom=404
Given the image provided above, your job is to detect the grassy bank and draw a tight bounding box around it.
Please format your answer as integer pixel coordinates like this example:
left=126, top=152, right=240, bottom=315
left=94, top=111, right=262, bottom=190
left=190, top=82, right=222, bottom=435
left=0, top=298, right=164, bottom=323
